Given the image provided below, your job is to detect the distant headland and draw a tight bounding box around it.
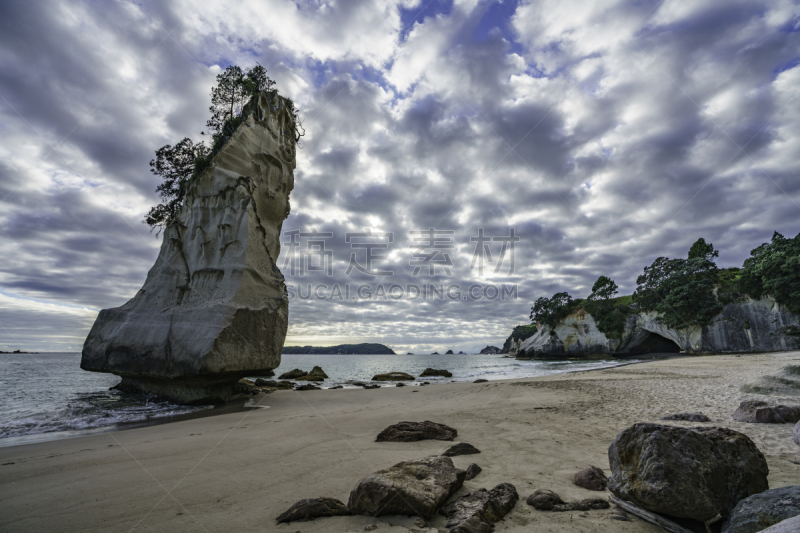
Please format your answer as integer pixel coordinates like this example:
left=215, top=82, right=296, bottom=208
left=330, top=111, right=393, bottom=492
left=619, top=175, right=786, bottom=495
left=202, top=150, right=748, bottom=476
left=281, top=343, right=395, bottom=355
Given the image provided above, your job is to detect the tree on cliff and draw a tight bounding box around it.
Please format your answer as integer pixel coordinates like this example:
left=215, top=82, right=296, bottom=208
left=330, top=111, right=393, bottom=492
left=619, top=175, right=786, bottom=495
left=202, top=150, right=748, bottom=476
left=146, top=64, right=301, bottom=231
left=738, top=231, right=800, bottom=314
left=144, top=138, right=210, bottom=231
left=586, top=276, right=628, bottom=339
left=530, top=292, right=574, bottom=333
left=688, top=238, right=719, bottom=261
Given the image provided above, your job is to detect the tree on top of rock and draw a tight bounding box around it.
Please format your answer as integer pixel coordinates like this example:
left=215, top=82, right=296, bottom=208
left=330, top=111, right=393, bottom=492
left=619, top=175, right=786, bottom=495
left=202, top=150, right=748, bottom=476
left=688, top=238, right=719, bottom=261
left=205, top=65, right=276, bottom=138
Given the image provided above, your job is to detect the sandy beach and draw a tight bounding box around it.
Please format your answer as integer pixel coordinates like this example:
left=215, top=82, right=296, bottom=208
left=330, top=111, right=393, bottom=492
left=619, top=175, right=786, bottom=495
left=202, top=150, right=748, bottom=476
left=1, top=352, right=799, bottom=533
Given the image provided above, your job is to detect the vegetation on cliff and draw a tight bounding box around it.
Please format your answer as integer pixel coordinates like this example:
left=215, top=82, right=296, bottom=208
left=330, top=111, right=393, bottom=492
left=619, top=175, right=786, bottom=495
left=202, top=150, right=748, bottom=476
left=501, top=324, right=538, bottom=352
left=528, top=233, right=800, bottom=337
left=145, top=65, right=302, bottom=232
left=282, top=343, right=395, bottom=355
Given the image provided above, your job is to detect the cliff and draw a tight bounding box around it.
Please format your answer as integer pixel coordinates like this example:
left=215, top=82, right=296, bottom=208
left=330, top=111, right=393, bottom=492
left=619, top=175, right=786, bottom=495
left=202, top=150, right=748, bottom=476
left=81, top=91, right=295, bottom=403
left=500, top=324, right=538, bottom=355
left=518, top=297, right=800, bottom=359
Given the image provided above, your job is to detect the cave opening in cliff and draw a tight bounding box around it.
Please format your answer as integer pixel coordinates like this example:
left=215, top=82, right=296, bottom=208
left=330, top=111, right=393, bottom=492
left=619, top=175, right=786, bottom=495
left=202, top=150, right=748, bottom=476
left=630, top=332, right=681, bottom=355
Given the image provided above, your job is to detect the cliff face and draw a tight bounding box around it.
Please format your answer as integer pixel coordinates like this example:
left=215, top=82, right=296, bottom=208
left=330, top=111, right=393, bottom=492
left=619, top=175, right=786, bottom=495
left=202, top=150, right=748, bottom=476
left=81, top=91, right=295, bottom=403
left=518, top=297, right=800, bottom=359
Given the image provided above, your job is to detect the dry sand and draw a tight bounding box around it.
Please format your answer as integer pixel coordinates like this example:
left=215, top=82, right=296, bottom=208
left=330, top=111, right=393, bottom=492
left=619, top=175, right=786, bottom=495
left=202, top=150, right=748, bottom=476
left=1, top=352, right=799, bottom=532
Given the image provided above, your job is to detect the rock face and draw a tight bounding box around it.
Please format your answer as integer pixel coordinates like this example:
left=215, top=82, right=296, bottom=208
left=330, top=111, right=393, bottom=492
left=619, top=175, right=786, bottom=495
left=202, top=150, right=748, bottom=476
left=376, top=421, right=457, bottom=442
left=661, top=412, right=711, bottom=422
left=439, top=483, right=518, bottom=533
left=608, top=423, right=769, bottom=522
left=573, top=466, right=607, bottom=491
left=372, top=372, right=415, bottom=381
left=420, top=368, right=452, bottom=378
left=517, top=297, right=800, bottom=359
left=732, top=400, right=800, bottom=424
left=276, top=497, right=349, bottom=523
left=759, top=515, right=800, bottom=532
left=442, top=443, right=480, bottom=457
left=81, top=91, right=295, bottom=404
left=347, top=456, right=466, bottom=519
left=721, top=486, right=800, bottom=533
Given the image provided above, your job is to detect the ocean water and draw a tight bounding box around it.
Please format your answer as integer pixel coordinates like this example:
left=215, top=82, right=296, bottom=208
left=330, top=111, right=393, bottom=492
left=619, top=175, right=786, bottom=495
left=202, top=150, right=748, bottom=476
left=0, top=351, right=634, bottom=447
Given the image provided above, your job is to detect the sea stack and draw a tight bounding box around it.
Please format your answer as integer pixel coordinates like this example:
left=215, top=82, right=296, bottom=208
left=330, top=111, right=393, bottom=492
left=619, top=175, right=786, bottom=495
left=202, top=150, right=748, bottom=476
left=81, top=91, right=295, bottom=404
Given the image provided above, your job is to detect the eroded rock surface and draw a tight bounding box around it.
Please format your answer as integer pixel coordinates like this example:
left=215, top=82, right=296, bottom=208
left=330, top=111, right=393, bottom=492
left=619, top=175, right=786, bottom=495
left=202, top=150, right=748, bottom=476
left=732, top=400, right=800, bottom=424
left=721, top=486, right=800, bottom=533
left=439, top=483, right=518, bottom=533
left=81, top=91, right=295, bottom=404
left=608, top=423, right=769, bottom=522
left=347, top=456, right=466, bottom=519
left=573, top=466, right=607, bottom=491
left=376, top=421, right=457, bottom=442
left=276, top=497, right=349, bottom=523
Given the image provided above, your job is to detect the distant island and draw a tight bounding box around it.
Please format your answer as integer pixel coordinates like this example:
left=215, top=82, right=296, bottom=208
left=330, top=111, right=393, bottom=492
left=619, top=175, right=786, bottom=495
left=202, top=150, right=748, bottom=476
left=0, top=350, right=39, bottom=354
left=281, top=343, right=395, bottom=355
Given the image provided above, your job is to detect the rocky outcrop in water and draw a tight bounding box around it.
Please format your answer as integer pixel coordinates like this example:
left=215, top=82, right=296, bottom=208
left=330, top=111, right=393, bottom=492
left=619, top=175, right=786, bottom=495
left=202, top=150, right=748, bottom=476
left=81, top=91, right=295, bottom=404
left=517, top=297, right=800, bottom=359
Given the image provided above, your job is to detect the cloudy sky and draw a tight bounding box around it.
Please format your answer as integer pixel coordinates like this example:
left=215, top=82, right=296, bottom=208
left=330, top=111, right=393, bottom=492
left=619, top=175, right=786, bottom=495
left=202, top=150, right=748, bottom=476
left=0, top=0, right=798, bottom=354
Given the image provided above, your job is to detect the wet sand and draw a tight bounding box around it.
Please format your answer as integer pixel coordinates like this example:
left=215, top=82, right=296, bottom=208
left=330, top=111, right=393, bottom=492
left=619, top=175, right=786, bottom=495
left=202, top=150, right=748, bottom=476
left=1, top=351, right=799, bottom=532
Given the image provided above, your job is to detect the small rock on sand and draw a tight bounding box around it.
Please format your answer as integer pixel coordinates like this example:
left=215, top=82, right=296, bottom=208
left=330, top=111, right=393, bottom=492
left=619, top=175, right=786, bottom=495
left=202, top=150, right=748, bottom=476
left=573, top=465, right=607, bottom=491
left=275, top=497, right=349, bottom=523
left=732, top=400, right=800, bottom=424
left=376, top=421, right=457, bottom=442
left=465, top=463, right=482, bottom=481
left=474, top=379, right=488, bottom=383
left=439, top=483, right=518, bottom=532
left=442, top=442, right=481, bottom=457
left=661, top=412, right=711, bottom=422
left=526, top=489, right=608, bottom=512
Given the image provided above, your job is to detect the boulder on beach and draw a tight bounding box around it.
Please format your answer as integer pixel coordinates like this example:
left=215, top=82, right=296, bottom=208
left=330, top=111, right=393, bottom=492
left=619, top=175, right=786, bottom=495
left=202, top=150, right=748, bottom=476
left=347, top=456, right=466, bottom=519
left=732, top=400, right=800, bottom=424
left=279, top=369, right=307, bottom=380
left=276, top=497, right=349, bottom=523
left=661, top=412, right=710, bottom=422
left=396, top=382, right=406, bottom=387
left=465, top=463, right=482, bottom=481
left=608, top=423, right=769, bottom=522
left=296, top=366, right=328, bottom=381
left=295, top=383, right=320, bottom=391
left=474, top=379, right=488, bottom=383
left=721, top=485, right=800, bottom=533
left=420, top=368, right=452, bottom=378
left=80, top=91, right=296, bottom=405
left=376, top=421, right=457, bottom=442
left=372, top=372, right=415, bottom=381
left=526, top=489, right=609, bottom=512
left=439, top=483, right=518, bottom=533
left=573, top=466, right=607, bottom=491
left=442, top=442, right=481, bottom=457
left=254, top=379, right=293, bottom=389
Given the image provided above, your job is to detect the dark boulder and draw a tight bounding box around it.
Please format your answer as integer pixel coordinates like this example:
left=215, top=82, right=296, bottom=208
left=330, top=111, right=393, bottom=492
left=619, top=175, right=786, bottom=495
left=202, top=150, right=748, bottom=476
left=347, top=456, right=466, bottom=519
left=759, top=515, right=800, bottom=532
left=279, top=369, right=307, bottom=380
left=439, top=483, right=518, bottom=533
left=254, top=379, right=293, bottom=389
left=465, top=463, right=482, bottom=481
left=473, top=379, right=488, bottom=383
left=376, top=421, right=457, bottom=442
left=296, top=366, right=329, bottom=381
left=732, top=400, right=800, bottom=424
left=396, top=382, right=406, bottom=387
left=442, top=443, right=481, bottom=457
left=295, top=383, right=320, bottom=391
left=608, top=423, right=769, bottom=522
left=721, top=485, right=800, bottom=533
left=661, top=412, right=711, bottom=422
left=573, top=466, right=607, bottom=491
left=420, top=368, right=453, bottom=378
left=372, top=372, right=415, bottom=381
left=363, top=384, right=380, bottom=389
left=276, top=497, right=349, bottom=523
left=526, top=489, right=608, bottom=512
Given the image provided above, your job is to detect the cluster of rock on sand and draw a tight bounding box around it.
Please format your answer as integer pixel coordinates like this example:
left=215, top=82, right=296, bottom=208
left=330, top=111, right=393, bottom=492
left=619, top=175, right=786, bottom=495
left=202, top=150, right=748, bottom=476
left=275, top=398, right=800, bottom=533
left=242, top=367, right=492, bottom=392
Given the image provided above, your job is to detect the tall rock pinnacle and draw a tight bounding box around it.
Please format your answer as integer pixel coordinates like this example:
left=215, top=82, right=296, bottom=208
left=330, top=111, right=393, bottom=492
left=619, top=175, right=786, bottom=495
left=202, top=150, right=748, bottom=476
left=81, top=91, right=295, bottom=404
